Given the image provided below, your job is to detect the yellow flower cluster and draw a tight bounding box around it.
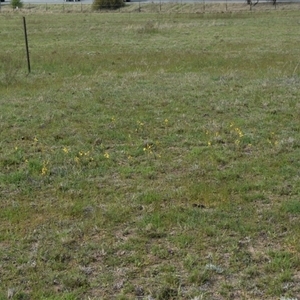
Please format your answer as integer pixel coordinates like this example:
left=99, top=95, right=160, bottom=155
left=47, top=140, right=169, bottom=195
left=143, top=144, right=153, bottom=154
left=267, top=132, right=278, bottom=146
left=206, top=122, right=245, bottom=147
left=62, top=146, right=69, bottom=154
left=41, top=161, right=49, bottom=176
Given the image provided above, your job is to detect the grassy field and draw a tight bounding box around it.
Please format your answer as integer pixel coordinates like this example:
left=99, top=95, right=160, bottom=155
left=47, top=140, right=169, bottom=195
left=1, top=7, right=300, bottom=300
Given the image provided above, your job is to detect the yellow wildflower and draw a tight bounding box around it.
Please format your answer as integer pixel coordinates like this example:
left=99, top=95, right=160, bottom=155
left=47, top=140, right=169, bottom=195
left=41, top=161, right=48, bottom=176
left=235, top=127, right=243, bottom=138
left=63, top=147, right=69, bottom=154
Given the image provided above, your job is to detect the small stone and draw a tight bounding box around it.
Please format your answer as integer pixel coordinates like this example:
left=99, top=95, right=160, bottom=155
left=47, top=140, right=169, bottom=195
left=7, top=288, right=15, bottom=299
left=135, top=286, right=144, bottom=297
left=205, top=263, right=224, bottom=274
left=93, top=138, right=102, bottom=146
left=83, top=206, right=94, bottom=216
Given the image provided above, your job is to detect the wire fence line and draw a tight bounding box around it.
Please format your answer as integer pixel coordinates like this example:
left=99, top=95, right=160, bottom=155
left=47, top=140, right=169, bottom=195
left=1, top=0, right=300, bottom=12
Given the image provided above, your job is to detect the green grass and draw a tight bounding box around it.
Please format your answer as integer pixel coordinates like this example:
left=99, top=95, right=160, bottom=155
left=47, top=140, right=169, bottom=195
left=1, top=7, right=300, bottom=300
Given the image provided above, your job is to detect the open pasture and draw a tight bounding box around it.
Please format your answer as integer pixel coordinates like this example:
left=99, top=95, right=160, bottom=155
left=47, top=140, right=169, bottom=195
left=1, top=9, right=300, bottom=299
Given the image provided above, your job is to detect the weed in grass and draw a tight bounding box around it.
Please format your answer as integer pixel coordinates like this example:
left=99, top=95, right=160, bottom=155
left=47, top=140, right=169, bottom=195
left=282, top=199, right=300, bottom=214
left=266, top=251, right=294, bottom=273
left=0, top=52, right=22, bottom=86
left=188, top=269, right=211, bottom=286
left=137, top=20, right=160, bottom=34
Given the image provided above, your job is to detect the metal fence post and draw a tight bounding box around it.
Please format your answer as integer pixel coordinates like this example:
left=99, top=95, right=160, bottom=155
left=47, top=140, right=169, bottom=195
left=23, top=16, right=31, bottom=74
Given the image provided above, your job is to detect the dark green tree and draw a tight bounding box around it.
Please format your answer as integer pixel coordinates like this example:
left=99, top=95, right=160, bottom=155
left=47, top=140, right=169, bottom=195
left=92, top=0, right=124, bottom=10
left=11, top=0, right=23, bottom=8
